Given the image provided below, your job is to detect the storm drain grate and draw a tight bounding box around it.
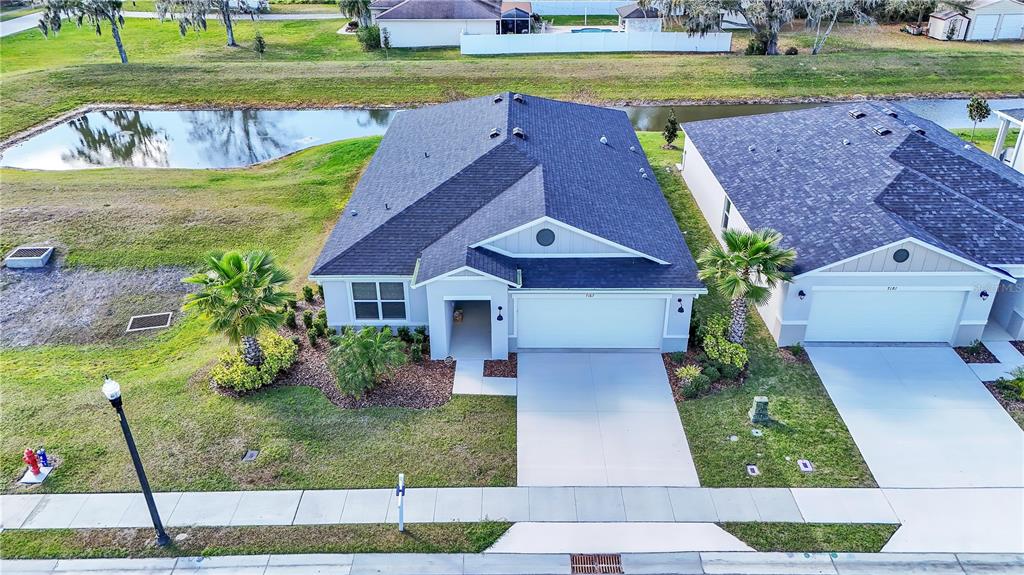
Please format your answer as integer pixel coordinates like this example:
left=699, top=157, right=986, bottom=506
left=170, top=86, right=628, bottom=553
left=126, top=312, right=173, bottom=333
left=8, top=247, right=51, bottom=258
left=570, top=554, right=623, bottom=574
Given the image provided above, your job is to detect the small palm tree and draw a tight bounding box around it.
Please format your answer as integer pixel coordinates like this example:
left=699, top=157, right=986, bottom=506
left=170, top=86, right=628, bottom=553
left=339, top=0, right=371, bottom=27
left=697, top=229, right=796, bottom=344
left=183, top=250, right=295, bottom=367
left=328, top=327, right=408, bottom=398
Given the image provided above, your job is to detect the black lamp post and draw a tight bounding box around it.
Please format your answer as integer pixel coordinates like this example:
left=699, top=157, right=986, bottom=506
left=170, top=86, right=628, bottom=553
left=102, top=376, right=170, bottom=547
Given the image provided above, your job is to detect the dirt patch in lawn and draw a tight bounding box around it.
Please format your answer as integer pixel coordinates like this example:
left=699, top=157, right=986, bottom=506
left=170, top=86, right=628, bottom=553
left=272, top=301, right=455, bottom=409
left=0, top=261, right=191, bottom=347
left=954, top=342, right=998, bottom=363
left=484, top=352, right=517, bottom=378
left=986, top=381, right=1024, bottom=431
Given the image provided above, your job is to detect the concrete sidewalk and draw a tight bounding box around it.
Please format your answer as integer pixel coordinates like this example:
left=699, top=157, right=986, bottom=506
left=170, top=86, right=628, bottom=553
left=0, top=487, right=899, bottom=530
left=2, top=552, right=1022, bottom=574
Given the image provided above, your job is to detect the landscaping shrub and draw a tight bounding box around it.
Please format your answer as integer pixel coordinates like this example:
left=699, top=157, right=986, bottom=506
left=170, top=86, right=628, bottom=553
left=718, top=361, right=742, bottom=380
left=668, top=351, right=687, bottom=364
left=302, top=285, right=315, bottom=304
left=409, top=331, right=425, bottom=363
left=317, top=284, right=324, bottom=300
left=302, top=310, right=313, bottom=328
left=210, top=332, right=297, bottom=393
left=683, top=374, right=711, bottom=399
left=307, top=328, right=318, bottom=347
left=745, top=32, right=769, bottom=55
left=698, top=314, right=748, bottom=369
left=414, top=326, right=427, bottom=338
left=314, top=318, right=328, bottom=338
left=1001, top=366, right=1024, bottom=400
left=785, top=46, right=798, bottom=55
left=357, top=25, right=381, bottom=51
left=397, top=326, right=412, bottom=343
left=328, top=326, right=408, bottom=398
left=285, top=309, right=297, bottom=329
left=675, top=364, right=702, bottom=383
left=702, top=364, right=722, bottom=383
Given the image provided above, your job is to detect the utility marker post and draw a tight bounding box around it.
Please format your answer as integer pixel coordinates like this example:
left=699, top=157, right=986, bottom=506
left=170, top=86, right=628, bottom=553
left=396, top=473, right=406, bottom=532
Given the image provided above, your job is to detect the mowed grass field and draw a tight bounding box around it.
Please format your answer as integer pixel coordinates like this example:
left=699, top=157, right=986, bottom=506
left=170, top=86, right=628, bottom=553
left=1, top=19, right=1021, bottom=139
left=0, top=138, right=517, bottom=493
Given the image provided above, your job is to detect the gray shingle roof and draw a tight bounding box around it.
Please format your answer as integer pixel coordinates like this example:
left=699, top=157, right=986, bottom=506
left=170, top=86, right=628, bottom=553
left=313, top=93, right=702, bottom=290
left=998, top=107, right=1024, bottom=122
left=376, top=0, right=501, bottom=20
left=616, top=2, right=659, bottom=18
left=682, top=102, right=1024, bottom=274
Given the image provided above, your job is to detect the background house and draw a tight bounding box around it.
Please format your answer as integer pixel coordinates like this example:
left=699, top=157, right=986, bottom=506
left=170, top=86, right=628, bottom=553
left=616, top=2, right=662, bottom=32
left=928, top=0, right=1024, bottom=41
left=311, top=93, right=704, bottom=360
left=681, top=102, right=1024, bottom=345
left=374, top=0, right=502, bottom=48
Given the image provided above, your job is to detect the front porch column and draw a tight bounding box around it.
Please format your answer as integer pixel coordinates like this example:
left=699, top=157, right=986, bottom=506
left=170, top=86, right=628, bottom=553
left=992, top=118, right=1010, bottom=160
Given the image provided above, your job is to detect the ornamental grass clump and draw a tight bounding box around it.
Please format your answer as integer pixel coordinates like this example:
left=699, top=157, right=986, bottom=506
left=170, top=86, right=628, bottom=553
left=328, top=327, right=408, bottom=398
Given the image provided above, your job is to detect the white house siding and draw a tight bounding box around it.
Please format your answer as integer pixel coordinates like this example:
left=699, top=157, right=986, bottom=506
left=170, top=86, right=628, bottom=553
left=821, top=240, right=977, bottom=273
left=380, top=19, right=496, bottom=48
left=928, top=14, right=969, bottom=40
left=965, top=0, right=1024, bottom=40
left=622, top=17, right=663, bottom=33
left=482, top=219, right=634, bottom=256
left=424, top=277, right=510, bottom=360
left=319, top=277, right=429, bottom=328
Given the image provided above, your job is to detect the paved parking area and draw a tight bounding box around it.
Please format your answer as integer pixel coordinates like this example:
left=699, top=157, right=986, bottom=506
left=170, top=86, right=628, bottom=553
left=516, top=353, right=699, bottom=487
left=808, top=346, right=1024, bottom=488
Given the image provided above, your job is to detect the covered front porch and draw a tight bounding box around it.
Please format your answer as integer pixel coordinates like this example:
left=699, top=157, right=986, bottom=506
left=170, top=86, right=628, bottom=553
left=991, top=108, right=1024, bottom=174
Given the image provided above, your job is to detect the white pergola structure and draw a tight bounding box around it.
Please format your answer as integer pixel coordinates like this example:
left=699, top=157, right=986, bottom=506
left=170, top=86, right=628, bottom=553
left=991, top=107, right=1024, bottom=174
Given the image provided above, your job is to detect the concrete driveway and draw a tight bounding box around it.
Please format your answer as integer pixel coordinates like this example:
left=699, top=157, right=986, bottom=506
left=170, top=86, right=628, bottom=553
left=516, top=352, right=699, bottom=487
left=808, top=346, right=1024, bottom=488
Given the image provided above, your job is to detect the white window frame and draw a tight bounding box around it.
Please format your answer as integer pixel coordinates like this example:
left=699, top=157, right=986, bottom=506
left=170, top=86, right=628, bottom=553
left=721, top=197, right=732, bottom=230
left=350, top=280, right=409, bottom=322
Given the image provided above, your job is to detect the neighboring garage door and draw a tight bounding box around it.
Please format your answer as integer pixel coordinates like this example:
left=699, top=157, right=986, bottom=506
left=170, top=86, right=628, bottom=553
left=805, top=289, right=965, bottom=343
left=516, top=296, right=665, bottom=349
left=969, top=14, right=1000, bottom=39
left=997, top=14, right=1024, bottom=39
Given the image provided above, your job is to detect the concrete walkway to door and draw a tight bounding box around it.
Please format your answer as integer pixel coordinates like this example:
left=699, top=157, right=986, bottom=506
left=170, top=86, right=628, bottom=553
left=808, top=345, right=1024, bottom=489
left=516, top=352, right=699, bottom=487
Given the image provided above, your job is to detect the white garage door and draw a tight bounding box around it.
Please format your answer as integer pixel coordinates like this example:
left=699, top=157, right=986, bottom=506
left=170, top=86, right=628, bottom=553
left=805, top=289, right=965, bottom=343
left=997, top=14, right=1024, bottom=39
left=969, top=14, right=1000, bottom=40
left=516, top=296, right=665, bottom=349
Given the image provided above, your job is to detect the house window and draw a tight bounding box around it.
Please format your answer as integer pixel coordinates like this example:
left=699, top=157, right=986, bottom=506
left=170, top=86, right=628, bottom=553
left=352, top=281, right=406, bottom=321
left=721, top=197, right=732, bottom=229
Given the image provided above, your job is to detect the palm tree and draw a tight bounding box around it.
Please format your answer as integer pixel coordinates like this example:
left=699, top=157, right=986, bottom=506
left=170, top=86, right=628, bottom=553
left=697, top=229, right=796, bottom=344
left=39, top=0, right=131, bottom=64
left=183, top=250, right=295, bottom=367
left=339, top=0, right=371, bottom=27
left=328, top=327, right=408, bottom=398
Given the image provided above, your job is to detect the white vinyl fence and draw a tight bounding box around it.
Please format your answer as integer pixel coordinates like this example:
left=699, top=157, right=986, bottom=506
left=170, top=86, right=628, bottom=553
left=528, top=1, right=633, bottom=15
left=461, top=31, right=732, bottom=55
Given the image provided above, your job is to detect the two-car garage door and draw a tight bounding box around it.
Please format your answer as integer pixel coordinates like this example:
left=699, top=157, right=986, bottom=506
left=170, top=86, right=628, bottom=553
left=804, top=289, right=966, bottom=343
left=516, top=296, right=666, bottom=349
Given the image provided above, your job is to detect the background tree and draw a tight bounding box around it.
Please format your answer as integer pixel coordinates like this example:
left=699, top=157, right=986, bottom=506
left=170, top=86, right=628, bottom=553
left=38, top=0, right=131, bottom=64
left=253, top=29, right=265, bottom=59
left=328, top=327, right=408, bottom=398
left=697, top=229, right=796, bottom=344
left=662, top=107, right=680, bottom=148
left=880, top=0, right=968, bottom=26
left=158, top=0, right=251, bottom=47
left=339, top=0, right=371, bottom=27
left=381, top=25, right=391, bottom=59
left=805, top=0, right=880, bottom=55
left=183, top=250, right=295, bottom=367
left=967, top=95, right=990, bottom=143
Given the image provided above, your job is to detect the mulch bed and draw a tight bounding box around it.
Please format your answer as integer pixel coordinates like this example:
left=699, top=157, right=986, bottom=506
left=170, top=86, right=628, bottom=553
left=985, top=381, right=1024, bottom=431
left=484, top=353, right=517, bottom=378
left=954, top=343, right=998, bottom=363
left=662, top=351, right=743, bottom=403
left=206, top=300, right=455, bottom=409
left=779, top=345, right=809, bottom=365
left=1012, top=341, right=1024, bottom=355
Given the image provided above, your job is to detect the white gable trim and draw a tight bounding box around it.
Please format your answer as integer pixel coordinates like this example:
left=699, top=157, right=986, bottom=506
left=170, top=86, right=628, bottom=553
left=794, top=237, right=1014, bottom=282
left=411, top=264, right=521, bottom=289
left=469, top=216, right=669, bottom=264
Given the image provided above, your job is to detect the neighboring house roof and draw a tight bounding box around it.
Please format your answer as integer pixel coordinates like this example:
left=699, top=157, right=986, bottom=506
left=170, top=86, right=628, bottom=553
left=616, top=2, right=659, bottom=18
left=376, top=0, right=502, bottom=20
left=682, top=102, right=1024, bottom=274
left=370, top=0, right=404, bottom=10
left=501, top=7, right=530, bottom=19
left=313, top=93, right=702, bottom=290
left=501, top=1, right=532, bottom=14
left=930, top=9, right=966, bottom=19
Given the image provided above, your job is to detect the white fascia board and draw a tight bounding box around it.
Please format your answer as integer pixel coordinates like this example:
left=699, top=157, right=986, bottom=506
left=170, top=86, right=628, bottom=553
left=511, top=287, right=708, bottom=295
left=793, top=236, right=1014, bottom=282
left=994, top=110, right=1024, bottom=127
left=308, top=274, right=412, bottom=282
left=469, top=216, right=670, bottom=265
left=410, top=265, right=521, bottom=289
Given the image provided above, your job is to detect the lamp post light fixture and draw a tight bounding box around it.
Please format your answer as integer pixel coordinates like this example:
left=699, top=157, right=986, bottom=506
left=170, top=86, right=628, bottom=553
left=102, top=376, right=170, bottom=547
left=677, top=298, right=685, bottom=313
left=496, top=306, right=503, bottom=322
left=980, top=290, right=990, bottom=301
left=797, top=290, right=807, bottom=300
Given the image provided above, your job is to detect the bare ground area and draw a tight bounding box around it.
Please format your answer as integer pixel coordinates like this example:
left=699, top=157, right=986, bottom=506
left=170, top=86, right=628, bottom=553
left=0, top=262, right=191, bottom=347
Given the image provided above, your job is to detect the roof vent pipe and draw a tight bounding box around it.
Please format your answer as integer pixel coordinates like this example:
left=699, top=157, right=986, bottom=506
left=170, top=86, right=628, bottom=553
left=881, top=107, right=898, bottom=117
left=629, top=145, right=636, bottom=152
left=493, top=94, right=503, bottom=103
left=600, top=135, right=608, bottom=145
left=513, top=93, right=524, bottom=102
left=512, top=127, right=525, bottom=139
left=848, top=109, right=866, bottom=119
left=842, top=138, right=850, bottom=145
left=748, top=145, right=756, bottom=152
left=489, top=128, right=501, bottom=139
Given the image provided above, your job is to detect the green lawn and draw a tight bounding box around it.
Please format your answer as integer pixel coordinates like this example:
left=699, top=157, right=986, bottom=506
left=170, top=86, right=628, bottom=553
left=639, top=132, right=875, bottom=488
left=953, top=127, right=1020, bottom=155
left=0, top=523, right=511, bottom=559
left=2, top=21, right=1021, bottom=140
left=0, top=140, right=517, bottom=493
left=544, top=15, right=619, bottom=26
left=721, top=523, right=899, bottom=552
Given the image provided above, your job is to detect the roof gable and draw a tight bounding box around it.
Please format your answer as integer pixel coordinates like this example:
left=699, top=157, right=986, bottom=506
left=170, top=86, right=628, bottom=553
left=377, top=0, right=502, bottom=20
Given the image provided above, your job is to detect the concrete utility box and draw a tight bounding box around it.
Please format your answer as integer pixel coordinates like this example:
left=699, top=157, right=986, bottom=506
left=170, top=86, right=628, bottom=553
left=4, top=246, right=54, bottom=268
left=749, top=396, right=770, bottom=424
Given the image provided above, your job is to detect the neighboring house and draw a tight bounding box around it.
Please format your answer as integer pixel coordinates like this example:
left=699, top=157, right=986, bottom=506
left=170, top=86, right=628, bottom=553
left=369, top=0, right=404, bottom=23
left=374, top=0, right=502, bottom=48
left=617, top=2, right=662, bottom=33
left=991, top=107, right=1024, bottom=174
left=501, top=2, right=533, bottom=34
left=681, top=102, right=1024, bottom=345
left=311, top=93, right=705, bottom=360
left=928, top=0, right=1024, bottom=41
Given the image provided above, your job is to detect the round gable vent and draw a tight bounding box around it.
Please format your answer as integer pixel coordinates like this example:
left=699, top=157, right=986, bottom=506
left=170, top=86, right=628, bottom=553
left=892, top=248, right=910, bottom=263
left=536, top=228, right=555, bottom=247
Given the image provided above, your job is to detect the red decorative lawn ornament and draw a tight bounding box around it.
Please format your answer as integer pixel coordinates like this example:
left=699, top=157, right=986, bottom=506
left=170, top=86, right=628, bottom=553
left=23, top=448, right=41, bottom=476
